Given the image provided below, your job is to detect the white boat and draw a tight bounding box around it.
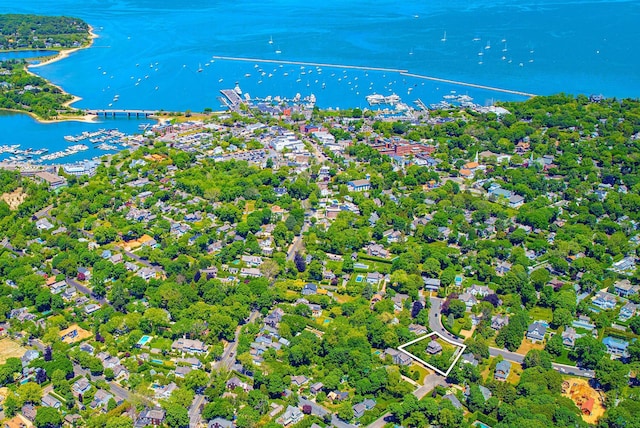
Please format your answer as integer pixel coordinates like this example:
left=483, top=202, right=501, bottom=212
left=198, top=63, right=203, bottom=72
left=275, top=49, right=282, bottom=54
left=485, top=41, right=491, bottom=49
left=268, top=36, right=273, bottom=45
left=441, top=31, right=447, bottom=42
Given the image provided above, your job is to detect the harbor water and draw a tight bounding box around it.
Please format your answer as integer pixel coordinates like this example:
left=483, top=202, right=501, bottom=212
left=1, top=0, right=639, bottom=161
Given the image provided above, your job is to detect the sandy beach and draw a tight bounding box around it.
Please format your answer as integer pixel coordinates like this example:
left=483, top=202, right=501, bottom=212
left=28, top=25, right=99, bottom=69
left=19, top=25, right=100, bottom=124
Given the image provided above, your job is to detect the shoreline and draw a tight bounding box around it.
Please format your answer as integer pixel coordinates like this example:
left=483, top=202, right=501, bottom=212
left=9, top=25, right=101, bottom=124
left=28, top=25, right=99, bottom=70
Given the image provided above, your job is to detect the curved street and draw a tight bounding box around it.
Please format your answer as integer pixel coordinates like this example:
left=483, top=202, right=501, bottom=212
left=428, top=297, right=594, bottom=378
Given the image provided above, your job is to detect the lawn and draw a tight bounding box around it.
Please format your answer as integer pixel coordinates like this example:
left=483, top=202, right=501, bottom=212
left=0, top=338, right=28, bottom=364
left=149, top=337, right=173, bottom=351
left=410, top=363, right=431, bottom=384
left=553, top=349, right=576, bottom=366
left=333, top=293, right=356, bottom=304
left=508, top=363, right=523, bottom=385
left=528, top=306, right=553, bottom=322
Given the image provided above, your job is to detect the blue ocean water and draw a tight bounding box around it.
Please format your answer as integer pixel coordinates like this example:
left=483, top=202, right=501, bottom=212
left=1, top=0, right=639, bottom=161
left=0, top=51, right=55, bottom=61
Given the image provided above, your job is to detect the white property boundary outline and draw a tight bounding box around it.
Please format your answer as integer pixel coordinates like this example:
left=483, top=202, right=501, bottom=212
left=397, top=331, right=467, bottom=377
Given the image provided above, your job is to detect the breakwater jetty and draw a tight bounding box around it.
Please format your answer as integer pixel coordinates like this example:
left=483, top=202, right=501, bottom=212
left=212, top=55, right=537, bottom=98
left=212, top=56, right=408, bottom=74
left=400, top=72, right=537, bottom=98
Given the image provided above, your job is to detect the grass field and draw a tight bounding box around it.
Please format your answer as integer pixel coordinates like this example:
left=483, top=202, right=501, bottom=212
left=149, top=337, right=173, bottom=351
left=0, top=338, right=28, bottom=364
left=528, top=306, right=553, bottom=322
left=410, top=363, right=431, bottom=384
left=554, top=349, right=576, bottom=366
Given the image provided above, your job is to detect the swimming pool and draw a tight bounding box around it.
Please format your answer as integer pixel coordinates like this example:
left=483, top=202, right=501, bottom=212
left=137, top=335, right=152, bottom=346
left=355, top=274, right=364, bottom=283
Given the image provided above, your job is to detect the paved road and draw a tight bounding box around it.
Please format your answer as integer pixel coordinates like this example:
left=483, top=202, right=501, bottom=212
left=215, top=310, right=260, bottom=371
left=331, top=415, right=357, bottom=428
left=0, top=237, right=24, bottom=256
left=286, top=220, right=310, bottom=262
left=118, top=247, right=166, bottom=275
left=428, top=296, right=595, bottom=378
left=367, top=413, right=394, bottom=428
left=413, top=373, right=447, bottom=399
left=65, top=276, right=108, bottom=305
left=287, top=234, right=304, bottom=262
left=428, top=297, right=462, bottom=344
left=70, top=360, right=130, bottom=401
left=189, top=393, right=205, bottom=428
left=298, top=397, right=330, bottom=417
left=33, top=205, right=54, bottom=220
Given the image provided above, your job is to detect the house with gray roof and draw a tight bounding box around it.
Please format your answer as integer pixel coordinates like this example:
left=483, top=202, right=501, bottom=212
left=527, top=322, right=547, bottom=342
left=495, top=360, right=511, bottom=381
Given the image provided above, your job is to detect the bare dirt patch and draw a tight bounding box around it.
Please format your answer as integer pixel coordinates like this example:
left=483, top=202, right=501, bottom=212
left=0, top=187, right=27, bottom=210
left=516, top=339, right=545, bottom=355
left=59, top=324, right=93, bottom=344
left=562, top=378, right=606, bottom=424
left=0, top=338, right=28, bottom=364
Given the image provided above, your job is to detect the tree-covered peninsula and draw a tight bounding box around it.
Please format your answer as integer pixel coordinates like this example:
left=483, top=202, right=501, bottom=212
left=0, top=14, right=92, bottom=120
left=0, top=14, right=90, bottom=51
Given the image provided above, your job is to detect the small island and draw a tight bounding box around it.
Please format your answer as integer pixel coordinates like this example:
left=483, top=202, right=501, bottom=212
left=0, top=14, right=93, bottom=121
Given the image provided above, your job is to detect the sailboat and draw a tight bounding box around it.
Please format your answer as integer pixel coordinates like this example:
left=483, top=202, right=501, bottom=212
left=268, top=36, right=273, bottom=45
left=197, top=63, right=203, bottom=73
left=441, top=31, right=447, bottom=42
left=485, top=40, right=491, bottom=49
left=502, top=42, right=508, bottom=52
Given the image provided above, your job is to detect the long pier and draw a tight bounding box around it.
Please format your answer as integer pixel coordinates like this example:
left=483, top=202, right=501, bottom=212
left=86, top=109, right=158, bottom=118
left=212, top=55, right=409, bottom=74
left=212, top=55, right=536, bottom=98
left=400, top=72, right=537, bottom=98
